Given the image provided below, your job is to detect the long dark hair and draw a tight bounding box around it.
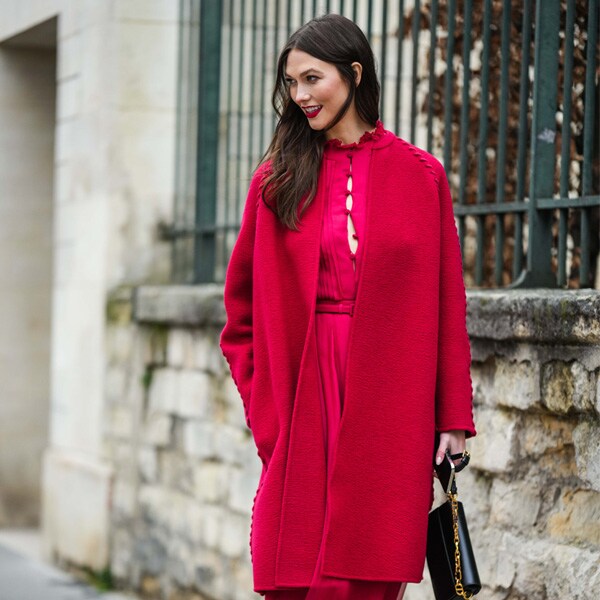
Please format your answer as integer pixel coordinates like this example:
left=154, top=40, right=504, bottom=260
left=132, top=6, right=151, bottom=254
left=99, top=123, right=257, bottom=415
left=260, top=14, right=380, bottom=230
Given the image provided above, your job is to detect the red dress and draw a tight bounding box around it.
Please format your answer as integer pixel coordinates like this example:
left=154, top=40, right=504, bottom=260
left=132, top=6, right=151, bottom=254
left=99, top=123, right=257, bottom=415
left=265, top=122, right=407, bottom=600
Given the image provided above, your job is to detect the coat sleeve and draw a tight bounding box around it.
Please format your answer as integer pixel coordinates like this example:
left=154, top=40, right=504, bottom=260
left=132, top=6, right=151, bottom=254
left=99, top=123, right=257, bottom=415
left=433, top=162, right=477, bottom=439
left=219, top=166, right=266, bottom=430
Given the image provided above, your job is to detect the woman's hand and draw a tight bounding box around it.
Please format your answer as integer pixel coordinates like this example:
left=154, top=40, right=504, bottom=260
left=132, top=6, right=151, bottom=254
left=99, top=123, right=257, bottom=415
left=433, top=430, right=466, bottom=476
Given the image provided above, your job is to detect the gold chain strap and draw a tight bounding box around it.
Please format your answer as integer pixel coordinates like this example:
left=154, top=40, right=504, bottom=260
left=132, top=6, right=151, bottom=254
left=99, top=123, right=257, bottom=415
left=448, top=491, right=474, bottom=599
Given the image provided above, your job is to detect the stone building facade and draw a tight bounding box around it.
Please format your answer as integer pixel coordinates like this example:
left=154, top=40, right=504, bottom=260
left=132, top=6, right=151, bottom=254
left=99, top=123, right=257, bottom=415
left=0, top=1, right=598, bottom=600
left=0, top=0, right=178, bottom=570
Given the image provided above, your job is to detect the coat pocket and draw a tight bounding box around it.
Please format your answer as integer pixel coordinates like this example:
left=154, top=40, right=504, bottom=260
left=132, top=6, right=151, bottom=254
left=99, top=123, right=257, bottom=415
left=249, top=464, right=267, bottom=562
left=247, top=377, right=279, bottom=467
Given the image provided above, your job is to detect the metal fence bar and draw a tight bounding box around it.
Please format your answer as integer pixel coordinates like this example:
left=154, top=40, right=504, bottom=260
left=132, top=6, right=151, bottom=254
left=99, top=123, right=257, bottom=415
left=235, top=0, right=246, bottom=229
left=273, top=1, right=282, bottom=131
left=580, top=0, right=599, bottom=287
left=247, top=2, right=258, bottom=183
left=514, top=0, right=560, bottom=287
left=583, top=0, right=599, bottom=200
left=426, top=0, right=438, bottom=154
left=494, top=1, right=511, bottom=286
left=453, top=196, right=598, bottom=215
left=457, top=0, right=472, bottom=261
left=220, top=0, right=235, bottom=276
left=410, top=0, right=420, bottom=144
left=454, top=202, right=528, bottom=216
left=380, top=0, right=388, bottom=119
left=259, top=0, right=268, bottom=155
left=442, top=0, right=456, bottom=171
left=558, top=0, right=576, bottom=287
left=537, top=196, right=600, bottom=209
left=286, top=0, right=292, bottom=39
left=273, top=2, right=280, bottom=133
left=193, top=0, right=222, bottom=282
left=513, top=0, right=532, bottom=281
left=394, top=0, right=404, bottom=136
left=474, top=0, right=492, bottom=285
left=367, top=0, right=373, bottom=39
left=173, top=0, right=193, bottom=282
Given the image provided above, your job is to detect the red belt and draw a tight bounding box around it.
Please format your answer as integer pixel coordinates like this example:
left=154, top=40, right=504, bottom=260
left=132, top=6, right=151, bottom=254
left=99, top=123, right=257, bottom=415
left=315, top=299, right=355, bottom=316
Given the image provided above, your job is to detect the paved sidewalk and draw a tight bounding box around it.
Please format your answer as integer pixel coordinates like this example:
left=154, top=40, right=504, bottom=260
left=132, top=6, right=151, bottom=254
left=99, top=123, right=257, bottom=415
left=0, top=543, right=137, bottom=600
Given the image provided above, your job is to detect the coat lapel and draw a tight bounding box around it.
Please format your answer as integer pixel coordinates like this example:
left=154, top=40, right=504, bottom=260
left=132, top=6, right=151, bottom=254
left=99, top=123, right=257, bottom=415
left=274, top=158, right=333, bottom=583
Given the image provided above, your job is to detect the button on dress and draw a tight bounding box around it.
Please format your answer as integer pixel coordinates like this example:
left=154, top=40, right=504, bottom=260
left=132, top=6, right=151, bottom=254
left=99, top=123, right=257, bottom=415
left=265, top=122, right=407, bottom=600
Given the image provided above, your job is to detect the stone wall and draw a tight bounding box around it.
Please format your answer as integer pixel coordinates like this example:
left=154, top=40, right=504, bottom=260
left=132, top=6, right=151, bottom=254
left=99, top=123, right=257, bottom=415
left=443, top=290, right=600, bottom=600
left=103, top=285, right=600, bottom=600
left=105, top=285, right=258, bottom=600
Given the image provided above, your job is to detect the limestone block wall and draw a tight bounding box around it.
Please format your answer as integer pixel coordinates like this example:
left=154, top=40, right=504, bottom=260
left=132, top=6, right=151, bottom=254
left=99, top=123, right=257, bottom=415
left=105, top=286, right=259, bottom=600
left=448, top=290, right=600, bottom=600
left=102, top=286, right=599, bottom=600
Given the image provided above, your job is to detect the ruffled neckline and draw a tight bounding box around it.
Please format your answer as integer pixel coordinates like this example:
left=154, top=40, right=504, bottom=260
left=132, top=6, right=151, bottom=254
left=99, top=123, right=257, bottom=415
left=324, top=120, right=385, bottom=150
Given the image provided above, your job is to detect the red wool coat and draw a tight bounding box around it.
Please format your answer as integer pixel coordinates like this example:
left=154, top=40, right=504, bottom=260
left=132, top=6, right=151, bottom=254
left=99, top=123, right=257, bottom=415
left=220, top=128, right=477, bottom=593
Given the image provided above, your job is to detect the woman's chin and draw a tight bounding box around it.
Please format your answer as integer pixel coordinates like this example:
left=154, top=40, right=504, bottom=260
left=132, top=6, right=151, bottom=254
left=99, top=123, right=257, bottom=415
left=305, top=118, right=322, bottom=130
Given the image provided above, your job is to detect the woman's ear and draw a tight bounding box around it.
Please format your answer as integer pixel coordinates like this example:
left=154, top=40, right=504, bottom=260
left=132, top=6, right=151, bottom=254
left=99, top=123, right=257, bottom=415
left=351, top=61, right=363, bottom=86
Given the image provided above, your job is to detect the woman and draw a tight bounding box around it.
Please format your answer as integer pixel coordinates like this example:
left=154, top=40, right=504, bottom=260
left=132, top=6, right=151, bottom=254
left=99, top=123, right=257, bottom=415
left=220, top=13, right=477, bottom=600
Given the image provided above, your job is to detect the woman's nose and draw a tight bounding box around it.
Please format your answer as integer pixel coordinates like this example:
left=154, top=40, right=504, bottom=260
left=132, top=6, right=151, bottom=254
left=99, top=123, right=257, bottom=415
left=295, top=86, right=310, bottom=103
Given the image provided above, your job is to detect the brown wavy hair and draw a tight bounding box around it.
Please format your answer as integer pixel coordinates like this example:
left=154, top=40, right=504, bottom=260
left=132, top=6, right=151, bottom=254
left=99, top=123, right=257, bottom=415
left=260, top=14, right=380, bottom=230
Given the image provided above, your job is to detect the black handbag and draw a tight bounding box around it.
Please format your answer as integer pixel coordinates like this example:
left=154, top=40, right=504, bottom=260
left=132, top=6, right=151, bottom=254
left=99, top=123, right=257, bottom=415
left=426, top=448, right=482, bottom=600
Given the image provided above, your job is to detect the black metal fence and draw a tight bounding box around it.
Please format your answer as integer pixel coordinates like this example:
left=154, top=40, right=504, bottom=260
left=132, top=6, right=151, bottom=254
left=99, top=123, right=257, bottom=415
left=170, top=0, right=599, bottom=288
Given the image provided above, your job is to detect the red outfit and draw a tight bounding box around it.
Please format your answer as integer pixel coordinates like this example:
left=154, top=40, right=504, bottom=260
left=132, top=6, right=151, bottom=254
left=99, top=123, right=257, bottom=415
left=265, top=124, right=407, bottom=599
left=220, top=122, right=476, bottom=595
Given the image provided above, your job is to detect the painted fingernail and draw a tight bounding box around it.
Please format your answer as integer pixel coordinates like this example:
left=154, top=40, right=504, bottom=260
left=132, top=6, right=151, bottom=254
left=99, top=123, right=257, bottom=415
left=436, top=455, right=442, bottom=465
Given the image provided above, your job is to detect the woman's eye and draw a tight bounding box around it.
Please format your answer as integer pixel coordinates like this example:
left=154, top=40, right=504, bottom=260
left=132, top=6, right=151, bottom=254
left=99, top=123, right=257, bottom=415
left=285, top=79, right=295, bottom=86
left=307, top=75, right=318, bottom=82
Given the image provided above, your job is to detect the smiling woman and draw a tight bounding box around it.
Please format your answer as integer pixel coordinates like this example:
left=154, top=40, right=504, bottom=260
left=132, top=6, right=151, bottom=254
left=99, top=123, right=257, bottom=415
left=220, top=12, right=476, bottom=600
left=284, top=53, right=360, bottom=129
left=260, top=14, right=381, bottom=231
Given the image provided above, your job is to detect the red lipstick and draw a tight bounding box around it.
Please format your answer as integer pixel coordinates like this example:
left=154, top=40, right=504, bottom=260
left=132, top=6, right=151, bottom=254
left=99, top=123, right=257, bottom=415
left=303, top=105, right=322, bottom=119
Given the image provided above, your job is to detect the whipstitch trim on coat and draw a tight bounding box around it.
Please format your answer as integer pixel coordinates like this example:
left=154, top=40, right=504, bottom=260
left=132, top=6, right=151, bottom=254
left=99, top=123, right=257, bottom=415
left=249, top=473, right=266, bottom=561
left=397, top=137, right=440, bottom=187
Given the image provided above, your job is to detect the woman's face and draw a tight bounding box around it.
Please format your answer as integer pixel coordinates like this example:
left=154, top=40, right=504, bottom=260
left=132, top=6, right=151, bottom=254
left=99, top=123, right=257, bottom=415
left=284, top=49, right=353, bottom=132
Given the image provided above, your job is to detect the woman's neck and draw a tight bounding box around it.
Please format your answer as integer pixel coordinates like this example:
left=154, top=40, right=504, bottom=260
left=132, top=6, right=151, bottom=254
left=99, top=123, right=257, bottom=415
left=325, top=115, right=376, bottom=145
